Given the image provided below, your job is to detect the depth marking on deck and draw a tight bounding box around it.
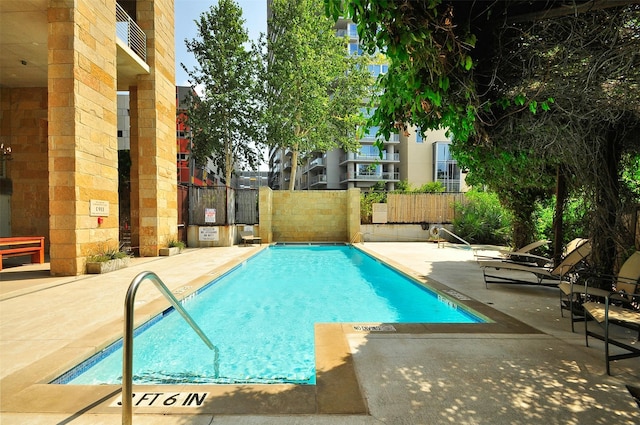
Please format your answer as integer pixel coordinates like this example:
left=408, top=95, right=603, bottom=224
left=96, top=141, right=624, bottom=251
left=110, top=392, right=208, bottom=408
left=442, top=289, right=471, bottom=301
left=353, top=324, right=397, bottom=332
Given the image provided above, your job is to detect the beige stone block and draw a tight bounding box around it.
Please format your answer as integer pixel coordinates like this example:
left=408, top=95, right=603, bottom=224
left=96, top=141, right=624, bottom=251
left=49, top=48, right=74, bottom=65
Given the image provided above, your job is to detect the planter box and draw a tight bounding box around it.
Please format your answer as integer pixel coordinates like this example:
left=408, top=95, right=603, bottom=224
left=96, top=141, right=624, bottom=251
left=159, top=247, right=182, bottom=256
left=86, top=257, right=130, bottom=274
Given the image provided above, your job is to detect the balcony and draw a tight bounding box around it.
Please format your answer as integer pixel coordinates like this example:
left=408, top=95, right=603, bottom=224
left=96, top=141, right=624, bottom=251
left=305, top=157, right=325, bottom=173
left=310, top=174, right=327, bottom=186
left=116, top=2, right=150, bottom=89
left=340, top=152, right=400, bottom=164
left=359, top=133, right=400, bottom=143
left=340, top=171, right=400, bottom=183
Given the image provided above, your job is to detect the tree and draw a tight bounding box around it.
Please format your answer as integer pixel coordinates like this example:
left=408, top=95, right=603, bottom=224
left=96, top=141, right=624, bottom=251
left=326, top=1, right=640, bottom=274
left=181, top=0, right=264, bottom=187
left=265, top=0, right=372, bottom=190
left=473, top=5, right=640, bottom=272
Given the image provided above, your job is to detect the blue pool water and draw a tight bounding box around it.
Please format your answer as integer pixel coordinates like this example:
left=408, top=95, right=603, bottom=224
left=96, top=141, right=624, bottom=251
left=57, top=245, right=484, bottom=385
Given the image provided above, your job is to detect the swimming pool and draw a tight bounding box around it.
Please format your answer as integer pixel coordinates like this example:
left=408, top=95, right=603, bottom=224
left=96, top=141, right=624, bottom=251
left=55, top=245, right=485, bottom=385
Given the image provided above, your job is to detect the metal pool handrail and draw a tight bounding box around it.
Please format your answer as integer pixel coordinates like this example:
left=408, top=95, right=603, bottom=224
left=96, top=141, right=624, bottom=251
left=435, top=227, right=472, bottom=250
left=122, top=271, right=214, bottom=425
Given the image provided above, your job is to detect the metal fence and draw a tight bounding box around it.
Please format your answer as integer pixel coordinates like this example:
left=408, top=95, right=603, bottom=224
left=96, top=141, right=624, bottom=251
left=188, top=186, right=259, bottom=226
left=189, top=186, right=232, bottom=226
left=235, top=189, right=259, bottom=224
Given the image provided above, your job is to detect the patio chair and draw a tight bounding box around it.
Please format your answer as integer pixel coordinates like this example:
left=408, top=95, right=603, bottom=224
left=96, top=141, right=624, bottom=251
left=582, top=251, right=640, bottom=375
left=561, top=250, right=640, bottom=331
left=478, top=240, right=591, bottom=288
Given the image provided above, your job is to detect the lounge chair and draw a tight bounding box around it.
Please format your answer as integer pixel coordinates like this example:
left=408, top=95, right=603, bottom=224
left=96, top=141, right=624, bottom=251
left=478, top=240, right=591, bottom=288
left=497, top=239, right=550, bottom=265
left=582, top=251, right=640, bottom=375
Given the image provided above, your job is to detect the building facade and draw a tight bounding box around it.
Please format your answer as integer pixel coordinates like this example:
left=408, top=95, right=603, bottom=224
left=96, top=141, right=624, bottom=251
left=268, top=17, right=464, bottom=192
left=0, top=1, right=177, bottom=275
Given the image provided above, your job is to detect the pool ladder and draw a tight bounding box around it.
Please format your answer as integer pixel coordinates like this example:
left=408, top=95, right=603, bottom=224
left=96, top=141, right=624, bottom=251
left=122, top=271, right=214, bottom=425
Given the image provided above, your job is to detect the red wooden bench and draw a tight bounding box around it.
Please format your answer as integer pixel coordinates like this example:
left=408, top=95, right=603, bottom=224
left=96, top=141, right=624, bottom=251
left=0, top=237, right=45, bottom=271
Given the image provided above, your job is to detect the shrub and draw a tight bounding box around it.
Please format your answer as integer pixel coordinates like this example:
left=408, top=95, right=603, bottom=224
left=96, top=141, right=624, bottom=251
left=87, top=247, right=129, bottom=263
left=168, top=239, right=186, bottom=250
left=360, top=191, right=386, bottom=224
left=533, top=194, right=589, bottom=250
left=453, top=190, right=512, bottom=245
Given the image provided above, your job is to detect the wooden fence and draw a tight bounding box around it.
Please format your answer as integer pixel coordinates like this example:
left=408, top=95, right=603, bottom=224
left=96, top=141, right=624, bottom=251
left=386, top=193, right=466, bottom=224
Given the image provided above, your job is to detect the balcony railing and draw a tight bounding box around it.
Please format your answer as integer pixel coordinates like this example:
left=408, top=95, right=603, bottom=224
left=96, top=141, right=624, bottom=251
left=116, top=3, right=147, bottom=62
left=310, top=174, right=327, bottom=185
left=359, top=133, right=400, bottom=143
left=341, top=152, right=400, bottom=163
left=341, top=171, right=400, bottom=182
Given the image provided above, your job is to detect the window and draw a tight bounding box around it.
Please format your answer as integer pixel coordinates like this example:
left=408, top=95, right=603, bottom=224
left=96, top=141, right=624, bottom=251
left=117, top=130, right=123, bottom=137
left=348, top=23, right=358, bottom=38
left=349, top=43, right=363, bottom=56
left=416, top=128, right=423, bottom=143
left=367, top=64, right=389, bottom=78
left=433, top=142, right=460, bottom=192
left=357, top=163, right=381, bottom=177
left=360, top=145, right=380, bottom=158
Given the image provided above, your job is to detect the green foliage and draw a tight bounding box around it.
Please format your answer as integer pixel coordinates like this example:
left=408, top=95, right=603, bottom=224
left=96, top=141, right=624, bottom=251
left=393, top=179, right=411, bottom=192
left=391, top=179, right=445, bottom=193
left=167, top=239, right=186, bottom=250
left=533, top=195, right=590, bottom=246
left=326, top=0, right=479, bottom=143
left=621, top=153, right=640, bottom=201
left=416, top=182, right=445, bottom=193
left=360, top=190, right=387, bottom=224
left=182, top=0, right=264, bottom=185
left=453, top=190, right=512, bottom=245
left=265, top=0, right=372, bottom=190
left=87, top=246, right=129, bottom=263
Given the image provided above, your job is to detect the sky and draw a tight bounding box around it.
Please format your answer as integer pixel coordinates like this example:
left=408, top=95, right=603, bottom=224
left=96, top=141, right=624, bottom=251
left=174, top=0, right=268, bottom=86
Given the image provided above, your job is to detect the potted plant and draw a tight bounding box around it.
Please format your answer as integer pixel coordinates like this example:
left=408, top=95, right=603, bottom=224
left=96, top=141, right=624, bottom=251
left=86, top=244, right=130, bottom=274
left=159, top=238, right=185, bottom=256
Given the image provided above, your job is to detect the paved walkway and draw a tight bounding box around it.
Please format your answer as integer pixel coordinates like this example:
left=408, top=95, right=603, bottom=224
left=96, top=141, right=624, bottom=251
left=0, top=242, right=638, bottom=424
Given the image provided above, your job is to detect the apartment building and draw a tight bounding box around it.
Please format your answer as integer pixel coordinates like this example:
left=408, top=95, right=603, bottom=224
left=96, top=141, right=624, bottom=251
left=268, top=18, right=464, bottom=192
left=0, top=1, right=177, bottom=275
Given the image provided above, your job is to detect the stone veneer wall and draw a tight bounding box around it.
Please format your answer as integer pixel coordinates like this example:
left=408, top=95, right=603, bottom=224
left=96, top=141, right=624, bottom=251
left=48, top=1, right=120, bottom=275
left=0, top=87, right=49, bottom=245
left=130, top=0, right=177, bottom=256
left=259, top=187, right=361, bottom=243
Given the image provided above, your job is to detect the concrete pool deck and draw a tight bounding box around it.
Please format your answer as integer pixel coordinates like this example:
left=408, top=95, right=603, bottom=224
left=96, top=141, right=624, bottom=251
left=1, top=242, right=638, bottom=424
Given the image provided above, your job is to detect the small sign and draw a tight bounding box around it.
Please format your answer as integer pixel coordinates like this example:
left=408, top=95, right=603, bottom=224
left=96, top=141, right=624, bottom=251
left=199, top=226, right=219, bottom=241
left=89, top=200, right=109, bottom=217
left=110, top=392, right=208, bottom=408
left=204, top=208, right=216, bottom=223
left=353, top=324, right=396, bottom=332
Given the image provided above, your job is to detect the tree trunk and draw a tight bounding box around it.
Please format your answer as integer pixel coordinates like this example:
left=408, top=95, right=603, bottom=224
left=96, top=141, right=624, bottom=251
left=591, top=128, right=621, bottom=283
left=225, top=125, right=232, bottom=187
left=288, top=149, right=299, bottom=191
left=552, top=166, right=567, bottom=266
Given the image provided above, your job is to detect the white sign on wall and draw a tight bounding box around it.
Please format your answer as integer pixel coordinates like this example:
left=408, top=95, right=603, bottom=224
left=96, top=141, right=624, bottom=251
left=204, top=208, right=216, bottom=223
left=199, top=226, right=219, bottom=241
left=89, top=200, right=110, bottom=217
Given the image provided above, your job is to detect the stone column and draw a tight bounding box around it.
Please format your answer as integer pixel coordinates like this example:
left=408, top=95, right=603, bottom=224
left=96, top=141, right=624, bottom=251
left=131, top=0, right=177, bottom=257
left=48, top=0, right=118, bottom=275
